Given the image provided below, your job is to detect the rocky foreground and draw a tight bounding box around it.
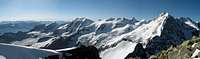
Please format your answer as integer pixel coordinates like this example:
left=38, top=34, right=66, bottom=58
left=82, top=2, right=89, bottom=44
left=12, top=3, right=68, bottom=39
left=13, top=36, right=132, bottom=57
left=148, top=33, right=200, bottom=59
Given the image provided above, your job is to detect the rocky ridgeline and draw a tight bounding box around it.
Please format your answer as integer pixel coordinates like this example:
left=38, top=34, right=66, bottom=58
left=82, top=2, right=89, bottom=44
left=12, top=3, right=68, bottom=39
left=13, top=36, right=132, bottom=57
left=148, top=33, right=200, bottom=59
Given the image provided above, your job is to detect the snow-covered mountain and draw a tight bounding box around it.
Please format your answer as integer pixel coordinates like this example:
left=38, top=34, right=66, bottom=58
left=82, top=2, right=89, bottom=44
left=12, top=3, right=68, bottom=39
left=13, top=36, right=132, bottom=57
left=0, top=21, right=55, bottom=34
left=0, top=21, right=67, bottom=43
left=0, top=12, right=199, bottom=59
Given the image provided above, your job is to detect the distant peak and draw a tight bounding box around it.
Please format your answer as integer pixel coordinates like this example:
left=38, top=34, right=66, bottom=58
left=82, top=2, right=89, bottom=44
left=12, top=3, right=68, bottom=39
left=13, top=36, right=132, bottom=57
left=159, top=12, right=169, bottom=17
left=74, top=17, right=93, bottom=22
left=153, top=12, right=174, bottom=23
left=131, top=17, right=137, bottom=21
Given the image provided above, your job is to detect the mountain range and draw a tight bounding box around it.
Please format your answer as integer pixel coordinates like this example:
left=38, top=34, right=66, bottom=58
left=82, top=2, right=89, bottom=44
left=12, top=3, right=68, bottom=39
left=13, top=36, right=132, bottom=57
left=0, top=12, right=200, bottom=59
left=0, top=21, right=66, bottom=34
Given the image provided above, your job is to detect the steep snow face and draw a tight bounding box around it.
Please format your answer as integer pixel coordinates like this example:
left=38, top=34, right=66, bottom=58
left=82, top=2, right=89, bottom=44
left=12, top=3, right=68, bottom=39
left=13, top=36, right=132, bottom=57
left=79, top=17, right=138, bottom=35
left=34, top=18, right=96, bottom=49
left=124, top=12, right=199, bottom=48
left=100, top=41, right=137, bottom=59
left=93, top=13, right=169, bottom=59
left=78, top=18, right=139, bottom=47
left=44, top=17, right=139, bottom=49
left=143, top=13, right=200, bottom=54
left=185, top=21, right=199, bottom=30
left=125, top=12, right=169, bottom=44
left=63, top=18, right=94, bottom=35
left=8, top=18, right=94, bottom=48
left=76, top=18, right=142, bottom=59
left=5, top=17, right=140, bottom=49
left=181, top=17, right=200, bottom=30
left=0, top=43, right=59, bottom=59
left=78, top=24, right=136, bottom=47
left=79, top=12, right=200, bottom=59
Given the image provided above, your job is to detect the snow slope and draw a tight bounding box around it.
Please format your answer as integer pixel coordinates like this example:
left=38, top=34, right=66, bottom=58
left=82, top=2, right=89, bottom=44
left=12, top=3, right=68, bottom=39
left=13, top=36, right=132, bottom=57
left=100, top=41, right=137, bottom=59
left=78, top=12, right=200, bottom=59
left=96, top=12, right=169, bottom=59
left=0, top=43, right=59, bottom=59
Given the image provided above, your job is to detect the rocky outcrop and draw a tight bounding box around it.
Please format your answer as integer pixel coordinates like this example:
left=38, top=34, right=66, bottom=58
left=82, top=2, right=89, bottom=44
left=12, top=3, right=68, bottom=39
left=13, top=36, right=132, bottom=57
left=155, top=33, right=200, bottom=59
left=145, top=13, right=199, bottom=55
left=125, top=43, right=147, bottom=59
left=46, top=46, right=101, bottom=59
left=30, top=24, right=46, bottom=31
left=62, top=46, right=101, bottom=59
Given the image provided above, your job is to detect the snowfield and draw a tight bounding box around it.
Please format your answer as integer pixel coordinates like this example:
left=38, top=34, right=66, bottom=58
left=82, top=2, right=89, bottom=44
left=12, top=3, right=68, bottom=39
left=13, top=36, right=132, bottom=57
left=100, top=41, right=137, bottom=59
left=0, top=43, right=59, bottom=59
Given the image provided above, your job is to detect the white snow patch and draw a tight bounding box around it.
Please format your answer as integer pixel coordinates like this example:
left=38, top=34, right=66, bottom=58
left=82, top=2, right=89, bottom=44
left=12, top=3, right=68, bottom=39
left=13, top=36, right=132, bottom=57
left=191, top=49, right=200, bottom=58
left=185, top=21, right=199, bottom=30
left=100, top=41, right=137, bottom=59
left=192, top=43, right=198, bottom=48
left=57, top=24, right=69, bottom=29
left=31, top=37, right=59, bottom=48
left=0, top=55, right=6, bottom=59
left=56, top=47, right=77, bottom=52
left=28, top=31, right=41, bottom=34
left=124, top=13, right=168, bottom=45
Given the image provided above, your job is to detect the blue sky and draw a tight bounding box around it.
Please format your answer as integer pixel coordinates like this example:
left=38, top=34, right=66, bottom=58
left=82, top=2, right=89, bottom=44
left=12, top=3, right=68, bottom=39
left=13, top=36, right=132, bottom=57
left=0, top=0, right=199, bottom=21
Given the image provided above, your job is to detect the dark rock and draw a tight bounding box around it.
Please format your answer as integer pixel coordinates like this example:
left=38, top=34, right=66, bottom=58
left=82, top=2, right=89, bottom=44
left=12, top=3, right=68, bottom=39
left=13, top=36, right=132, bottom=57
left=44, top=22, right=60, bottom=33
left=63, top=46, right=101, bottom=59
left=46, top=46, right=101, bottom=59
left=38, top=37, right=52, bottom=42
left=30, top=24, right=46, bottom=31
left=0, top=31, right=30, bottom=43
left=125, top=43, right=147, bottom=59
left=45, top=55, right=60, bottom=59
